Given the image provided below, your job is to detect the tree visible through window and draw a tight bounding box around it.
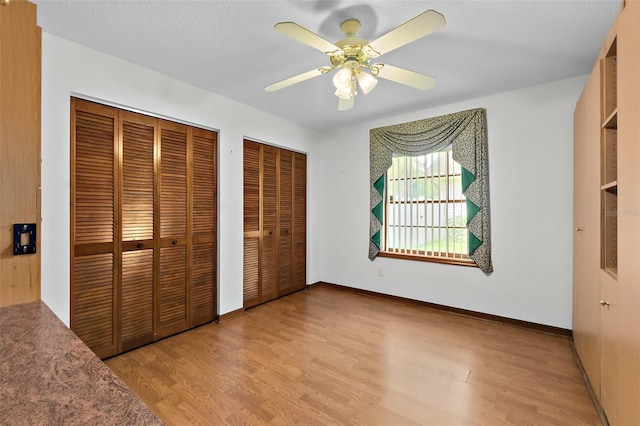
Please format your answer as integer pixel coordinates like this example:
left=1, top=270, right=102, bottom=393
left=383, top=147, right=471, bottom=263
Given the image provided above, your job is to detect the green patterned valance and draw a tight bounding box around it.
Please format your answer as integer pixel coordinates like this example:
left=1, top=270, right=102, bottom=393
left=369, top=108, right=493, bottom=273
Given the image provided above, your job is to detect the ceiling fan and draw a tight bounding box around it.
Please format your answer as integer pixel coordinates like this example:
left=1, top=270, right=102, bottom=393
left=265, top=10, right=446, bottom=111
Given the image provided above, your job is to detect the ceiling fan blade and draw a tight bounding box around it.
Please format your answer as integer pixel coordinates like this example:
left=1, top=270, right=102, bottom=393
left=368, top=10, right=445, bottom=56
left=274, top=22, right=341, bottom=54
left=265, top=67, right=331, bottom=92
left=338, top=96, right=354, bottom=111
left=372, top=64, right=437, bottom=91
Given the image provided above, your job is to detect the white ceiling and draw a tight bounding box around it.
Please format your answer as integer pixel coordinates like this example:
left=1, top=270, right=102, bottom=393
left=34, top=0, right=620, bottom=131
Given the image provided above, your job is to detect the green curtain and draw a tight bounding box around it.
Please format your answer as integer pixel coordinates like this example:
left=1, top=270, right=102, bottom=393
left=369, top=108, right=493, bottom=273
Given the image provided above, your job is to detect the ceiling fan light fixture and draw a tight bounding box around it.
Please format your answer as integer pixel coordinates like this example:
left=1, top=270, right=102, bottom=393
left=266, top=9, right=445, bottom=111
left=334, top=85, right=353, bottom=100
left=332, top=67, right=352, bottom=90
left=356, top=70, right=378, bottom=94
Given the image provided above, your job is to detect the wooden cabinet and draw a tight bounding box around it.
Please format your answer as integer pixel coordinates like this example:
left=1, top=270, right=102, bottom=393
left=71, top=98, right=217, bottom=358
left=243, top=140, right=306, bottom=308
left=573, top=2, right=640, bottom=424
left=573, top=61, right=602, bottom=400
left=0, top=0, right=41, bottom=307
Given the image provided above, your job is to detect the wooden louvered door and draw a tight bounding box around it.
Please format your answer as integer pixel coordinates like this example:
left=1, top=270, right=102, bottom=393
left=158, top=121, right=189, bottom=338
left=119, top=111, right=156, bottom=351
left=71, top=100, right=118, bottom=359
left=293, top=152, right=307, bottom=291
left=278, top=150, right=294, bottom=296
left=261, top=145, right=278, bottom=303
left=243, top=140, right=306, bottom=309
left=71, top=98, right=217, bottom=358
left=191, top=128, right=217, bottom=326
left=243, top=140, right=261, bottom=308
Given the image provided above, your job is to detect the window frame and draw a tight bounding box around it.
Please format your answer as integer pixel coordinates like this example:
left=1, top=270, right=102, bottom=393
left=379, top=148, right=477, bottom=268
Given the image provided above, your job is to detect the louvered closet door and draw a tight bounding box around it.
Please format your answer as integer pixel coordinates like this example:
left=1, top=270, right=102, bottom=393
left=243, top=140, right=261, bottom=308
left=71, top=99, right=118, bottom=359
left=293, top=153, right=307, bottom=291
left=158, top=121, right=189, bottom=338
left=278, top=149, right=294, bottom=296
left=261, top=145, right=278, bottom=303
left=120, top=111, right=156, bottom=351
left=191, top=128, right=217, bottom=325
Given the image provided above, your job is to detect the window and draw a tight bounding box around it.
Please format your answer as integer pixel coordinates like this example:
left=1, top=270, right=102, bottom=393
left=381, top=147, right=474, bottom=266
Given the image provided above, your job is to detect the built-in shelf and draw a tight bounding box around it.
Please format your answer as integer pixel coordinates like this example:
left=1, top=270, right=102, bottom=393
left=600, top=36, right=617, bottom=278
left=604, top=266, right=618, bottom=279
left=603, top=110, right=618, bottom=129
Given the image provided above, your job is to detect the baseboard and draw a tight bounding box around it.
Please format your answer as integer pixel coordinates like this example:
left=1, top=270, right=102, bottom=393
left=308, top=281, right=572, bottom=337
left=570, top=339, right=609, bottom=426
left=217, top=307, right=245, bottom=323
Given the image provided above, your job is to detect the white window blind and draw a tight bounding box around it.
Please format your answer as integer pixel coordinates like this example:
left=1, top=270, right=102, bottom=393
left=385, top=148, right=468, bottom=260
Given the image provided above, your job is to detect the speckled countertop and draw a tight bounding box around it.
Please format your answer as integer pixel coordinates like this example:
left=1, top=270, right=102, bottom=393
left=0, top=301, right=163, bottom=425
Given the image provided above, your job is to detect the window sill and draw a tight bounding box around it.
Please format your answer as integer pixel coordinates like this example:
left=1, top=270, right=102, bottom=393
left=377, top=251, right=478, bottom=268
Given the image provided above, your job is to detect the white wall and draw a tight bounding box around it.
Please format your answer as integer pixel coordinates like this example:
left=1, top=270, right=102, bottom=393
left=40, top=33, right=319, bottom=325
left=312, top=76, right=587, bottom=329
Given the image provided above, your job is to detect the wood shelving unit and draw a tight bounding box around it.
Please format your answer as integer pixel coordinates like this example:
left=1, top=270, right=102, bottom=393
left=574, top=3, right=640, bottom=423
left=600, top=38, right=618, bottom=276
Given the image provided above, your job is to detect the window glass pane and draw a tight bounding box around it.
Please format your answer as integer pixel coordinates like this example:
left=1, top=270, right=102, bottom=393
left=448, top=150, right=459, bottom=174
left=416, top=155, right=426, bottom=178
left=447, top=202, right=466, bottom=227
left=425, top=176, right=447, bottom=200
left=384, top=149, right=468, bottom=259
left=439, top=151, right=447, bottom=176
left=417, top=203, right=425, bottom=227
left=387, top=204, right=396, bottom=225
left=447, top=228, right=468, bottom=254
left=398, top=156, right=406, bottom=179
left=449, top=175, right=463, bottom=200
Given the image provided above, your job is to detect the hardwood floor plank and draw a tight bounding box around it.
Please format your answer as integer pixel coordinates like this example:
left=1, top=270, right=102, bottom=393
left=105, top=285, right=601, bottom=425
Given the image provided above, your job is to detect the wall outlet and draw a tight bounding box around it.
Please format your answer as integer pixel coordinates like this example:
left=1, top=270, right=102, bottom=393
left=377, top=268, right=384, bottom=277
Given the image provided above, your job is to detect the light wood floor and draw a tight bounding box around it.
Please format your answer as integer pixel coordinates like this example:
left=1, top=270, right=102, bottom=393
left=105, top=285, right=600, bottom=425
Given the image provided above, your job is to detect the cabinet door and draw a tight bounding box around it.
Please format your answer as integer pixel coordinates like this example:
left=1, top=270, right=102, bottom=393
left=71, top=100, right=118, bottom=358
left=261, top=145, right=278, bottom=302
left=120, top=112, right=156, bottom=350
left=278, top=150, right=293, bottom=296
left=572, top=65, right=602, bottom=397
left=293, top=153, right=307, bottom=291
left=243, top=141, right=261, bottom=308
left=158, top=123, right=189, bottom=337
left=191, top=128, right=217, bottom=326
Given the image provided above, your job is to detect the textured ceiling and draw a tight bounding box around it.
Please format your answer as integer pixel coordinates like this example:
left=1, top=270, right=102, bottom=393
left=34, top=0, right=620, bottom=131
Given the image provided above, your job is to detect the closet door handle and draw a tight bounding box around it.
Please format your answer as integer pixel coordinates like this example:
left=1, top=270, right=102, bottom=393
left=172, top=240, right=178, bottom=245
left=136, top=243, right=144, bottom=249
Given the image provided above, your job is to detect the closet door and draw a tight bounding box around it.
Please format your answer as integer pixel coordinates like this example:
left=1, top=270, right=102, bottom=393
left=191, top=128, right=217, bottom=326
left=293, top=152, right=307, bottom=291
left=72, top=99, right=217, bottom=357
left=158, top=121, right=189, bottom=338
left=71, top=100, right=118, bottom=359
left=278, top=150, right=293, bottom=296
left=243, top=141, right=306, bottom=308
left=243, top=141, right=261, bottom=308
left=119, top=111, right=156, bottom=351
left=261, top=145, right=279, bottom=302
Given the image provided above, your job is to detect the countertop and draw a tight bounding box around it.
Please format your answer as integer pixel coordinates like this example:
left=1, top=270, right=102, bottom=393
left=0, top=301, right=163, bottom=425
